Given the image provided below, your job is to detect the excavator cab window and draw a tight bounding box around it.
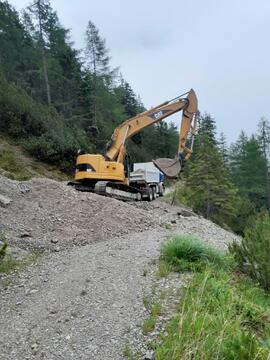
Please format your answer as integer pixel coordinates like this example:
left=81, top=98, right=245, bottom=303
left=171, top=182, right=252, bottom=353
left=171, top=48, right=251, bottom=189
left=124, top=155, right=130, bottom=178
left=76, top=164, right=95, bottom=173
left=131, top=133, right=142, bottom=145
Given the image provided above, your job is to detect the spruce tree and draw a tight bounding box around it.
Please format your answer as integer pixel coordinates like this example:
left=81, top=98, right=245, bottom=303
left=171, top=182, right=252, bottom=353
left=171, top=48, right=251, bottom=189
left=257, top=118, right=270, bottom=211
left=26, top=0, right=53, bottom=104
left=183, top=114, right=238, bottom=228
left=84, top=20, right=112, bottom=126
left=229, top=133, right=267, bottom=210
left=116, top=78, right=140, bottom=117
left=218, top=132, right=229, bottom=168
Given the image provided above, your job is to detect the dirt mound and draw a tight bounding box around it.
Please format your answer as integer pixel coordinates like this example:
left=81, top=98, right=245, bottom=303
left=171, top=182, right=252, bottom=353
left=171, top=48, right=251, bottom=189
left=0, top=176, right=159, bottom=251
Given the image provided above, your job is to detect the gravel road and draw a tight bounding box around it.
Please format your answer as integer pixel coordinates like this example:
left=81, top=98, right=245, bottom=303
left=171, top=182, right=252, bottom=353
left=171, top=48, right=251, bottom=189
left=0, top=229, right=165, bottom=360
left=0, top=177, right=239, bottom=359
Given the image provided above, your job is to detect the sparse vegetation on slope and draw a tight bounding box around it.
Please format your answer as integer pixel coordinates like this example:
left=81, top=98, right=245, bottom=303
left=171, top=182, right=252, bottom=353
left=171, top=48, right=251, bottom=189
left=154, top=235, right=270, bottom=360
left=0, top=135, right=69, bottom=180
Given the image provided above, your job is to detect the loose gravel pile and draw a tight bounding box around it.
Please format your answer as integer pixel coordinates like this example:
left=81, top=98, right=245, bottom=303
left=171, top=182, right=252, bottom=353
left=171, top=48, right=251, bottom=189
left=0, top=176, right=159, bottom=251
left=0, top=175, right=239, bottom=252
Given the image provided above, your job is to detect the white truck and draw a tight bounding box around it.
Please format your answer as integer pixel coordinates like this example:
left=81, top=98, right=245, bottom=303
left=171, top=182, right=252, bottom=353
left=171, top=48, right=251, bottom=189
left=129, top=162, right=165, bottom=201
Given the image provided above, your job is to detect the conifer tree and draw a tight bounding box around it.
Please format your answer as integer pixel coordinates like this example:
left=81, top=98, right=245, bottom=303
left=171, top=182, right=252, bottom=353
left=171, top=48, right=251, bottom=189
left=84, top=20, right=111, bottom=125
left=116, top=78, right=141, bottom=117
left=229, top=133, right=267, bottom=209
left=183, top=114, right=238, bottom=228
left=27, top=0, right=53, bottom=104
left=257, top=118, right=270, bottom=211
left=218, top=132, right=229, bottom=168
left=84, top=21, right=110, bottom=75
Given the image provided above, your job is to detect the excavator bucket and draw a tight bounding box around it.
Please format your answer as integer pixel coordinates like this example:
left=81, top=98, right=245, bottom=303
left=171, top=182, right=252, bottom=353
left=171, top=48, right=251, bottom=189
left=153, top=157, right=181, bottom=178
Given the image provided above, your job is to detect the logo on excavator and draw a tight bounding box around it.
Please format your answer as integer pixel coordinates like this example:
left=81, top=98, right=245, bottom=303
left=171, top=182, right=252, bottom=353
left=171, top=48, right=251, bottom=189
left=149, top=109, right=170, bottom=121
left=153, top=111, right=163, bottom=119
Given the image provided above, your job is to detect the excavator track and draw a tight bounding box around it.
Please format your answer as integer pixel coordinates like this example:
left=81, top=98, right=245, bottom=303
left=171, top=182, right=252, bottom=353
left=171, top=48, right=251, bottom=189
left=95, top=181, right=141, bottom=201
left=67, top=181, right=95, bottom=192
left=68, top=180, right=142, bottom=201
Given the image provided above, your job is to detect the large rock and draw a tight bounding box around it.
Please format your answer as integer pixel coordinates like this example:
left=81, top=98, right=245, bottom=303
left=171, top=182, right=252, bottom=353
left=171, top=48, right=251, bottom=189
left=0, top=193, right=11, bottom=208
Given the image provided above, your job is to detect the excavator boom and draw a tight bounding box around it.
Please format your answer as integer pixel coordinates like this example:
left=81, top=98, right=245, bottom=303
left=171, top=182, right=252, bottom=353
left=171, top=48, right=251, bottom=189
left=106, top=90, right=197, bottom=157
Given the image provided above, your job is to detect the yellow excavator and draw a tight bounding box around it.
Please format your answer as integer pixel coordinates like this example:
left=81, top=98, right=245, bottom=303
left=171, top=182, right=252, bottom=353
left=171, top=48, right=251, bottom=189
left=71, top=89, right=198, bottom=201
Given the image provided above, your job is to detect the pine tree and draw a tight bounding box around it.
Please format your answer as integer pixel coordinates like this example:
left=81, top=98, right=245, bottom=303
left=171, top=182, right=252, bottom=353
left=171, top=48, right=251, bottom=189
left=84, top=21, right=110, bottom=77
left=182, top=114, right=238, bottom=228
left=229, top=133, right=268, bottom=209
left=197, top=113, right=217, bottom=144
left=0, top=2, right=37, bottom=84
left=116, top=78, right=140, bottom=117
left=218, top=132, right=229, bottom=168
left=26, top=0, right=52, bottom=104
left=257, top=118, right=270, bottom=210
left=84, top=20, right=112, bottom=126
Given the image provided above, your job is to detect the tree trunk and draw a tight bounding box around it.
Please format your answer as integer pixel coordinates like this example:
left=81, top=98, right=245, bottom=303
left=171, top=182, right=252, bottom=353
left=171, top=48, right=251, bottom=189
left=261, top=121, right=270, bottom=211
left=37, top=0, right=51, bottom=105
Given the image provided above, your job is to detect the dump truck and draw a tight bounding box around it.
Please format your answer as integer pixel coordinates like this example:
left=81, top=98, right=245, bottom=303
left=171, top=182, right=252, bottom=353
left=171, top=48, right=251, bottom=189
left=129, top=162, right=165, bottom=201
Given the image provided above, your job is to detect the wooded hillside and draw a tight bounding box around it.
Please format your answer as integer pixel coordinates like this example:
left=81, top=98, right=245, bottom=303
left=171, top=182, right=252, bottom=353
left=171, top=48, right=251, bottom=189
left=0, top=0, right=178, bottom=170
left=1, top=0, right=270, bottom=235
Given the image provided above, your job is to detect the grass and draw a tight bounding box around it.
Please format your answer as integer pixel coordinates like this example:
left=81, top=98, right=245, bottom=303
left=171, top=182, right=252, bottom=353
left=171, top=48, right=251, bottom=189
left=0, top=135, right=70, bottom=181
left=0, top=148, right=31, bottom=180
left=142, top=301, right=163, bottom=335
left=164, top=223, right=172, bottom=230
left=160, top=235, right=232, bottom=272
left=123, top=343, right=140, bottom=360
left=123, top=343, right=132, bottom=358
left=0, top=252, right=41, bottom=275
left=143, top=268, right=148, bottom=276
left=143, top=294, right=151, bottom=310
left=143, top=315, right=157, bottom=334
left=156, top=260, right=172, bottom=278
left=153, top=235, right=270, bottom=359
left=0, top=255, right=20, bottom=274
left=155, top=270, right=270, bottom=359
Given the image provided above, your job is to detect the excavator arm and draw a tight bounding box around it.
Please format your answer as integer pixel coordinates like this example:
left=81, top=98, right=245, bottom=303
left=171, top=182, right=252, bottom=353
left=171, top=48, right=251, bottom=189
left=105, top=89, right=198, bottom=177
left=72, top=88, right=198, bottom=199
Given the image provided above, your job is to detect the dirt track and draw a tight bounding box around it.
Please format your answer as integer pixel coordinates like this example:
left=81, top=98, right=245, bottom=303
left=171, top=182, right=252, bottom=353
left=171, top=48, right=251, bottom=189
left=0, top=176, right=239, bottom=359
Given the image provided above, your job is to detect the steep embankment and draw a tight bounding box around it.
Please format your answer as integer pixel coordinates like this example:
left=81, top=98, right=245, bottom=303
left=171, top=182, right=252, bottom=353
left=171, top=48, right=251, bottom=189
left=0, top=175, right=239, bottom=360
left=0, top=136, right=68, bottom=181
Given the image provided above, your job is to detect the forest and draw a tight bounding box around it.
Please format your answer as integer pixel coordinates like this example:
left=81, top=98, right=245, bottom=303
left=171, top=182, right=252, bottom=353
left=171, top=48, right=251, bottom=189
left=0, top=0, right=270, bottom=235
left=0, top=0, right=179, bottom=169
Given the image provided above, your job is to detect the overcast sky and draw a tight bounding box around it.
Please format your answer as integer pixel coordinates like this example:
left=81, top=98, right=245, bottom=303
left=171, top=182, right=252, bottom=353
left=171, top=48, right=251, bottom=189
left=11, top=0, right=270, bottom=143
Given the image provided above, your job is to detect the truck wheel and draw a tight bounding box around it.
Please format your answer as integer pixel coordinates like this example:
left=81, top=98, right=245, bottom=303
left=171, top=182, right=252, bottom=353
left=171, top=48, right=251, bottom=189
left=136, top=192, right=142, bottom=201
left=152, top=187, right=157, bottom=200
left=147, top=188, right=153, bottom=201
left=159, top=185, right=164, bottom=197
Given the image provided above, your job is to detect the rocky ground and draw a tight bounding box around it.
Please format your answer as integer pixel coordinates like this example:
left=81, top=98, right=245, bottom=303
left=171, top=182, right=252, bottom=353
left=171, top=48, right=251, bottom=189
left=0, top=176, right=240, bottom=359
left=0, top=176, right=158, bottom=251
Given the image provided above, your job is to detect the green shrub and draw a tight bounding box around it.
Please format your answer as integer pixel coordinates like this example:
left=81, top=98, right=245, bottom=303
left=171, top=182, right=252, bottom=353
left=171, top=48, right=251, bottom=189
left=24, top=126, right=92, bottom=170
left=161, top=235, right=231, bottom=271
left=230, top=213, right=270, bottom=291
